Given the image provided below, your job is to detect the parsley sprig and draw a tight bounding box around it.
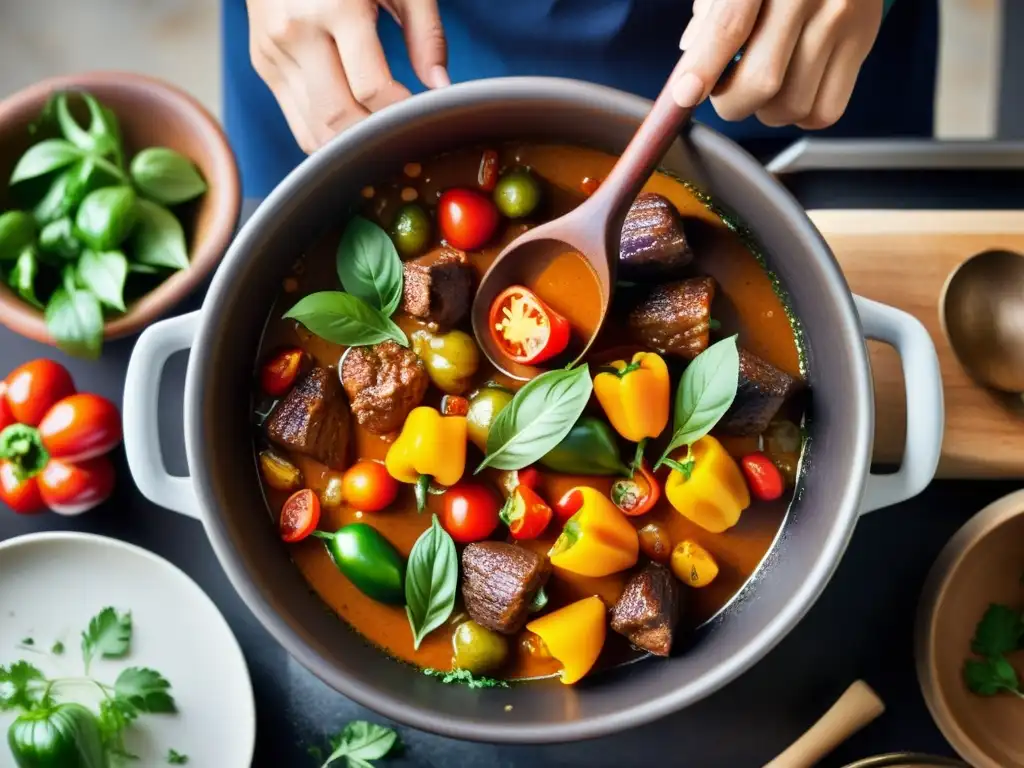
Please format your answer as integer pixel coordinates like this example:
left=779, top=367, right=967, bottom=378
left=315, top=720, right=401, bottom=768
left=963, top=602, right=1024, bottom=699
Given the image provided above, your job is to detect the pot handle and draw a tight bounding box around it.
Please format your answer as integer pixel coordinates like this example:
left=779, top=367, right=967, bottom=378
left=123, top=312, right=200, bottom=519
left=854, top=295, right=944, bottom=514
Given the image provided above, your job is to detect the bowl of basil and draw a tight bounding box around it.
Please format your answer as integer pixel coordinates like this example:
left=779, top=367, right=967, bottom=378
left=0, top=71, right=240, bottom=357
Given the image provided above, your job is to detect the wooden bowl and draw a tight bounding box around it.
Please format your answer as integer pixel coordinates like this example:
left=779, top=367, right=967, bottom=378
left=0, top=71, right=240, bottom=345
left=916, top=489, right=1024, bottom=768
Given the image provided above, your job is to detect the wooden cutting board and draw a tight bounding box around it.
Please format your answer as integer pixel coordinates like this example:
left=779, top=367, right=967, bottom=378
left=808, top=210, right=1024, bottom=479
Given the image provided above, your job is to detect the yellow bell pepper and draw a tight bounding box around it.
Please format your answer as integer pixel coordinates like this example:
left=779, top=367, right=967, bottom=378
left=593, top=352, right=670, bottom=443
left=664, top=435, right=750, bottom=533
left=526, top=596, right=606, bottom=684
left=670, top=540, right=719, bottom=587
left=548, top=487, right=638, bottom=577
left=385, top=406, right=467, bottom=510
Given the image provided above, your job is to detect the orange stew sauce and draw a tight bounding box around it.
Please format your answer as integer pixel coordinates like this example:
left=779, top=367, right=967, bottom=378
left=255, top=144, right=804, bottom=681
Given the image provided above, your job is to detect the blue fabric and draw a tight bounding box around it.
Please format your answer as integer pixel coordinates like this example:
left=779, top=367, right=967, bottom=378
left=223, top=0, right=938, bottom=198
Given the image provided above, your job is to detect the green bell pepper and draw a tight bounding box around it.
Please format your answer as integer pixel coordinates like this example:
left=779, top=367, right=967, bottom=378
left=313, top=524, right=406, bottom=605
left=540, top=416, right=629, bottom=476
left=7, top=703, right=105, bottom=768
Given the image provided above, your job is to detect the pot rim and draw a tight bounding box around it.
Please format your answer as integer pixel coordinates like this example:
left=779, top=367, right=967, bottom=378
left=185, top=76, right=872, bottom=742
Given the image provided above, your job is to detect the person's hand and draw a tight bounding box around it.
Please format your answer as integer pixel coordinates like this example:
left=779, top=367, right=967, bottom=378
left=672, top=0, right=884, bottom=129
left=248, top=0, right=449, bottom=152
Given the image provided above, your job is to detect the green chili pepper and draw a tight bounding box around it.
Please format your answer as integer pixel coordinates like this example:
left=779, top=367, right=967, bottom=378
left=540, top=416, right=629, bottom=476
left=312, top=524, right=406, bottom=605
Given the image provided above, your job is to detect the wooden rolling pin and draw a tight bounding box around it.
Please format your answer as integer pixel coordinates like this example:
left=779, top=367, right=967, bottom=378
left=764, top=680, right=886, bottom=768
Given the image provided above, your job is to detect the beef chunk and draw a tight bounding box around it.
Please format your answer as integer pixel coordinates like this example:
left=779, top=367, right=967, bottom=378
left=341, top=341, right=428, bottom=435
left=265, top=366, right=350, bottom=469
left=401, top=247, right=473, bottom=328
left=718, top=349, right=801, bottom=436
left=619, top=193, right=693, bottom=279
left=629, top=276, right=715, bottom=360
left=462, top=542, right=551, bottom=635
left=610, top=563, right=682, bottom=657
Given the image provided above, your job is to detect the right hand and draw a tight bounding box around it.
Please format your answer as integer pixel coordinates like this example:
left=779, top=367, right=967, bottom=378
left=247, top=0, right=449, bottom=152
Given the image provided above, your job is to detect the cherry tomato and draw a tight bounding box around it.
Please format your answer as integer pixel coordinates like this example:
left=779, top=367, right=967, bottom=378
left=441, top=481, right=500, bottom=543
left=505, top=485, right=553, bottom=540
left=38, top=393, right=122, bottom=462
left=5, top=360, right=75, bottom=426
left=580, top=176, right=602, bottom=196
left=0, top=461, right=43, bottom=514
left=553, top=487, right=584, bottom=523
left=610, top=461, right=661, bottom=516
left=37, top=456, right=115, bottom=516
left=280, top=488, right=321, bottom=542
left=341, top=461, right=399, bottom=513
left=437, top=188, right=499, bottom=251
left=261, top=348, right=304, bottom=396
left=741, top=452, right=785, bottom=501
left=0, top=382, right=15, bottom=433
left=489, top=285, right=570, bottom=365
left=477, top=149, right=499, bottom=192
left=440, top=395, right=470, bottom=417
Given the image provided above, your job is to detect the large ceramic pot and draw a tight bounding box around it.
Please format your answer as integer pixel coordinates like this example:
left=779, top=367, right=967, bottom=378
left=122, top=78, right=944, bottom=743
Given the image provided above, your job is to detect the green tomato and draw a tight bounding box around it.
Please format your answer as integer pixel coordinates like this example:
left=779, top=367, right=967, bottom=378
left=493, top=170, right=541, bottom=219
left=452, top=620, right=509, bottom=674
left=390, top=203, right=432, bottom=258
left=7, top=704, right=106, bottom=768
left=313, top=524, right=406, bottom=605
left=411, top=329, right=480, bottom=395
left=74, top=186, right=136, bottom=251
left=466, top=385, right=514, bottom=452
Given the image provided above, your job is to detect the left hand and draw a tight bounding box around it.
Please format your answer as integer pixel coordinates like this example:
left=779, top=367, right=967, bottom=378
left=671, top=0, right=884, bottom=129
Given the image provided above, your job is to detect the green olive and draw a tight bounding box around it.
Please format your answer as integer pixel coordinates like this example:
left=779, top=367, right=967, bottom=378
left=411, top=329, right=480, bottom=394
left=466, top=385, right=514, bottom=451
left=390, top=203, right=432, bottom=258
left=452, top=620, right=509, bottom=675
left=493, top=170, right=541, bottom=219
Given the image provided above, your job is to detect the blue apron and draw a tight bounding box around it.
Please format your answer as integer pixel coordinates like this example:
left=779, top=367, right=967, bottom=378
left=223, top=0, right=937, bottom=198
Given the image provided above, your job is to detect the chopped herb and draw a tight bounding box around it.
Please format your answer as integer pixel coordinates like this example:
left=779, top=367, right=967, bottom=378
left=423, top=667, right=509, bottom=689
left=20, top=638, right=33, bottom=646
left=167, top=748, right=189, bottom=764
left=321, top=720, right=400, bottom=768
left=50, top=641, right=64, bottom=655
left=963, top=599, right=1024, bottom=700
left=0, top=661, right=47, bottom=711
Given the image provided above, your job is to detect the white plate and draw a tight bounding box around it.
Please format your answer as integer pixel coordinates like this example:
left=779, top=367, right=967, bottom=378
left=0, top=532, right=255, bottom=766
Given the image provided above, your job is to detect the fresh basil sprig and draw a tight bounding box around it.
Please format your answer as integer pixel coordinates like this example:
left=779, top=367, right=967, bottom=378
left=336, top=215, right=404, bottom=316
left=477, top=364, right=593, bottom=472
left=655, top=335, right=740, bottom=469
left=285, top=291, right=408, bottom=348
left=405, top=514, right=458, bottom=650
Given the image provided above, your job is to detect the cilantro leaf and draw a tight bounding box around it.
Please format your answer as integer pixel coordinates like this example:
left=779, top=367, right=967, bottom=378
left=98, top=696, right=140, bottom=760
left=970, top=603, right=1024, bottom=657
left=81, top=607, right=132, bottom=672
left=321, top=721, right=400, bottom=768
left=114, top=667, right=177, bottom=713
left=0, top=661, right=46, bottom=711
left=167, top=748, right=189, bottom=764
left=964, top=656, right=1023, bottom=696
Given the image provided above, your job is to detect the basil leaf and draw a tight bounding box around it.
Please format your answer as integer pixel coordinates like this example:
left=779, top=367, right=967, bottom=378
left=39, top=217, right=82, bottom=260
left=405, top=515, right=458, bottom=650
left=45, top=283, right=104, bottom=359
left=78, top=250, right=127, bottom=312
left=336, top=215, right=403, bottom=315
left=75, top=186, right=136, bottom=250
left=284, top=291, right=408, bottom=348
left=478, top=365, right=593, bottom=472
left=0, top=211, right=36, bottom=261
left=9, top=247, right=42, bottom=308
left=10, top=139, right=82, bottom=184
left=127, top=261, right=162, bottom=275
left=130, top=198, right=189, bottom=270
left=32, top=167, right=75, bottom=224
left=657, top=335, right=740, bottom=466
left=130, top=147, right=208, bottom=205
left=321, top=721, right=400, bottom=768
left=55, top=92, right=121, bottom=162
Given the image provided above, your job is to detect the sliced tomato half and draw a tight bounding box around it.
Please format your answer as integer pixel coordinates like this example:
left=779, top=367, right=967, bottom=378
left=488, top=285, right=570, bottom=365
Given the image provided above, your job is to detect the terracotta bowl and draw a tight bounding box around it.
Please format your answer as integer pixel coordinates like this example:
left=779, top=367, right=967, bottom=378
left=0, top=71, right=240, bottom=344
left=916, top=489, right=1024, bottom=768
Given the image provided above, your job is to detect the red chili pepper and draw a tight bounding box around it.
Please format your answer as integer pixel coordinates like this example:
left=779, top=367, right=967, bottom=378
left=610, top=461, right=661, bottom=516
left=553, top=487, right=584, bottom=523
left=503, top=485, right=553, bottom=540
left=489, top=285, right=571, bottom=365
left=261, top=348, right=304, bottom=396
left=740, top=452, right=785, bottom=501
left=477, top=149, right=499, bottom=192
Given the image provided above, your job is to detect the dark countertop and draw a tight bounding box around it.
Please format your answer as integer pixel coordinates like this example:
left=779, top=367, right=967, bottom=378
left=2, top=167, right=1017, bottom=767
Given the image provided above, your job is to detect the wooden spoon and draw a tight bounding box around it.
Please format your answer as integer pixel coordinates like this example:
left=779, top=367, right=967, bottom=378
left=764, top=681, right=886, bottom=768
left=470, top=57, right=695, bottom=380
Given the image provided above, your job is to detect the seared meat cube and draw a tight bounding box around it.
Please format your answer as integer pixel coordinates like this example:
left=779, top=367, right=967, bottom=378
left=341, top=341, right=428, bottom=435
left=401, top=247, right=473, bottom=328
left=265, top=366, right=350, bottom=469
left=619, top=193, right=693, bottom=279
left=629, top=276, right=715, bottom=360
left=718, top=349, right=802, bottom=436
left=462, top=542, right=551, bottom=635
left=610, top=563, right=682, bottom=657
